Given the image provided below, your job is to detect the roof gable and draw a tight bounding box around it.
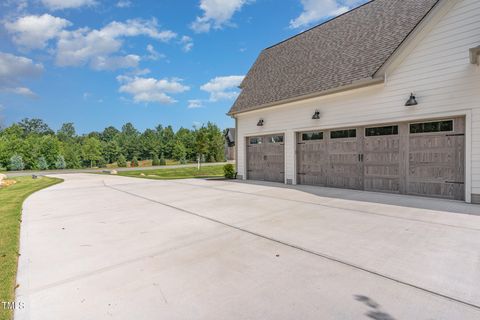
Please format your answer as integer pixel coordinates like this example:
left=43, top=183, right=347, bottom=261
left=229, top=0, right=440, bottom=115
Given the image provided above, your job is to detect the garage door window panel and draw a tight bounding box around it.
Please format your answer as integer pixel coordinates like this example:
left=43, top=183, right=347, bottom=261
left=269, top=135, right=284, bottom=143
left=249, top=137, right=263, bottom=144
left=302, top=132, right=324, bottom=141
left=330, top=129, right=356, bottom=139
left=365, top=125, right=398, bottom=137
left=409, top=120, right=453, bottom=134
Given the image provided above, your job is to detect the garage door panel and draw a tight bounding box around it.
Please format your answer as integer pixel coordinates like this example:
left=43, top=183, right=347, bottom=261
left=363, top=133, right=401, bottom=193
left=407, top=182, right=463, bottom=200
left=327, top=133, right=363, bottom=190
left=297, top=134, right=328, bottom=186
left=407, top=118, right=465, bottom=200
left=364, top=177, right=400, bottom=193
left=247, top=135, right=284, bottom=183
left=295, top=117, right=465, bottom=200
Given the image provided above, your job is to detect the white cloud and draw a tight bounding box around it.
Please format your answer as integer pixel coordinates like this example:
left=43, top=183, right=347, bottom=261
left=41, top=0, right=97, bottom=10
left=116, top=0, right=132, bottom=8
left=200, top=75, right=244, bottom=101
left=146, top=44, right=165, bottom=60
left=4, top=14, right=72, bottom=50
left=1, top=0, right=28, bottom=13
left=2, top=87, right=37, bottom=98
left=188, top=99, right=203, bottom=109
left=55, top=19, right=176, bottom=70
left=117, top=75, right=190, bottom=104
left=90, top=54, right=140, bottom=71
left=180, top=36, right=194, bottom=52
left=191, top=0, right=252, bottom=33
left=0, top=52, right=43, bottom=97
left=290, top=0, right=351, bottom=29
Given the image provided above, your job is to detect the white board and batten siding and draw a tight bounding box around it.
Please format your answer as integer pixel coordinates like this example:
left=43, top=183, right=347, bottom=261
left=235, top=0, right=480, bottom=203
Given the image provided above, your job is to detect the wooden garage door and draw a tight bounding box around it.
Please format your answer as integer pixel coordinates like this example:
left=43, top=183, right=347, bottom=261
left=363, top=124, right=402, bottom=193
left=297, top=129, right=363, bottom=190
left=297, top=132, right=327, bottom=186
left=408, top=118, right=465, bottom=200
left=327, top=129, right=364, bottom=190
left=296, top=117, right=465, bottom=200
left=247, top=134, right=285, bottom=183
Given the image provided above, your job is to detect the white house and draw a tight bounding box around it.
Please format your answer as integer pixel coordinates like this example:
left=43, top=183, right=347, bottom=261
left=228, top=0, right=480, bottom=203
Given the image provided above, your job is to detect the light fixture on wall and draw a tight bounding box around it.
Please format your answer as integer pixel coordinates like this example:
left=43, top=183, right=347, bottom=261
left=312, top=110, right=320, bottom=120
left=257, top=119, right=264, bottom=126
left=405, top=93, right=418, bottom=106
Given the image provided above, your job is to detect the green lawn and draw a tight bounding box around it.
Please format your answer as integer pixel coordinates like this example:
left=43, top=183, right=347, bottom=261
left=117, top=164, right=225, bottom=180
left=0, top=176, right=63, bottom=320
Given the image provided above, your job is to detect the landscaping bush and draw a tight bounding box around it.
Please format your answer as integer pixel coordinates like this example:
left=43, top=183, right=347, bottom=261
left=223, top=164, right=235, bottom=179
left=9, top=154, right=25, bottom=171
left=131, top=156, right=139, bottom=167
left=97, top=157, right=107, bottom=168
left=152, top=154, right=160, bottom=166
left=117, top=154, right=127, bottom=167
left=55, top=155, right=66, bottom=169
left=159, top=153, right=166, bottom=166
left=37, top=156, right=48, bottom=170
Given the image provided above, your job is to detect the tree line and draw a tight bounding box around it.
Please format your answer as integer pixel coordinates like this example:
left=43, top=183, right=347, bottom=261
left=0, top=118, right=226, bottom=171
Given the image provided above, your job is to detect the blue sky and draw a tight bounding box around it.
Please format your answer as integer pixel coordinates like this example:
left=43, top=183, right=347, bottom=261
left=0, top=0, right=367, bottom=133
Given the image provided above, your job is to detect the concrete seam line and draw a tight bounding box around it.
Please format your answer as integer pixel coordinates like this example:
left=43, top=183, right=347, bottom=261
left=111, top=179, right=480, bottom=232
left=103, top=180, right=480, bottom=311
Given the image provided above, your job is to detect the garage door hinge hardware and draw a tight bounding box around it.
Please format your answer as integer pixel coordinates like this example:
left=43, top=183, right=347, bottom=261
left=298, top=173, right=306, bottom=175
left=445, top=181, right=464, bottom=184
left=445, top=133, right=465, bottom=137
left=280, top=172, right=285, bottom=174
left=298, top=142, right=306, bottom=145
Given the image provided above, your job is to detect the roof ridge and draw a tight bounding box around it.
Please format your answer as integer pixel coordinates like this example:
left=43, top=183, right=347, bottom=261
left=263, top=0, right=377, bottom=51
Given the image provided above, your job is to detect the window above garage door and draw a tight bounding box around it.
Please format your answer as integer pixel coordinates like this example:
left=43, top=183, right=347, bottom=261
left=365, top=125, right=398, bottom=136
left=410, top=120, right=453, bottom=134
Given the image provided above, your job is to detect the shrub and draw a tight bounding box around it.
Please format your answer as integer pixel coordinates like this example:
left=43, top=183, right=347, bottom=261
left=131, top=156, right=139, bottom=167
left=97, top=157, right=107, bottom=168
left=152, top=154, right=160, bottom=166
left=208, top=154, right=216, bottom=163
left=159, top=153, right=166, bottom=166
left=180, top=157, right=187, bottom=165
left=9, top=154, right=25, bottom=171
left=117, top=154, right=127, bottom=167
left=37, top=156, right=48, bottom=170
left=55, top=155, right=66, bottom=169
left=223, top=164, right=235, bottom=179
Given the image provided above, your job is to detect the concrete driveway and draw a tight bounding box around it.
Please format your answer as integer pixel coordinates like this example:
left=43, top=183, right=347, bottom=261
left=15, top=174, right=480, bottom=320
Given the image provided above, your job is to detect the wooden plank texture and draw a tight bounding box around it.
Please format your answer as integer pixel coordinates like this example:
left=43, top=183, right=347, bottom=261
left=296, top=117, right=465, bottom=200
left=247, top=135, right=285, bottom=183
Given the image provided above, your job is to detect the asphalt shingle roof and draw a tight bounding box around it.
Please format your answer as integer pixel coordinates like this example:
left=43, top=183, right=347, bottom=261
left=229, top=0, right=440, bottom=115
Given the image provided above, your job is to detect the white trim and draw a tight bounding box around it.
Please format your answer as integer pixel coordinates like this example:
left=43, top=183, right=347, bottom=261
left=289, top=109, right=472, bottom=203
left=234, top=83, right=384, bottom=118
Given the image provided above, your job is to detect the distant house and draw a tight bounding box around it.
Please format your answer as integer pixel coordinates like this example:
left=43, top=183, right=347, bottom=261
left=224, top=128, right=236, bottom=161
left=229, top=0, right=480, bottom=203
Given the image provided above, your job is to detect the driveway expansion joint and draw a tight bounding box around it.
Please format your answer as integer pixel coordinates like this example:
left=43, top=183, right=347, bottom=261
left=102, top=180, right=480, bottom=312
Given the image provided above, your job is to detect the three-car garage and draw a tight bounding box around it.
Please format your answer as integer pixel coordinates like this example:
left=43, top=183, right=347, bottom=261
left=246, top=117, right=465, bottom=201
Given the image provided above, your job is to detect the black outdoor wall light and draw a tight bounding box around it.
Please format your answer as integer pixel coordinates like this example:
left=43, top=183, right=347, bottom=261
left=312, top=110, right=320, bottom=119
left=257, top=119, right=264, bottom=126
left=405, top=93, right=418, bottom=106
